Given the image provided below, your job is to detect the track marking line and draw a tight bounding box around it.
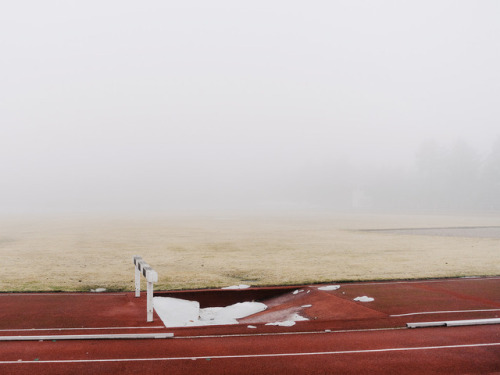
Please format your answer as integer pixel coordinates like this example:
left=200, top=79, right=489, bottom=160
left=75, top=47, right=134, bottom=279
left=1, top=342, right=499, bottom=364
left=0, top=327, right=405, bottom=340
left=0, top=326, right=165, bottom=333
left=0, top=293, right=127, bottom=296
left=0, top=326, right=408, bottom=340
left=340, top=276, right=500, bottom=286
left=0, top=333, right=174, bottom=341
left=176, top=327, right=406, bottom=339
left=391, top=309, right=500, bottom=317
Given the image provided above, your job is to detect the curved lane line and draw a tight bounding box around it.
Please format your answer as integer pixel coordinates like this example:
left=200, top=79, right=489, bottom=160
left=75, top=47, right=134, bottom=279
left=176, top=327, right=406, bottom=339
left=391, top=309, right=500, bottom=317
left=342, top=276, right=500, bottom=286
left=0, top=326, right=165, bottom=332
left=1, top=342, right=499, bottom=364
left=0, top=293, right=127, bottom=296
left=0, top=327, right=406, bottom=340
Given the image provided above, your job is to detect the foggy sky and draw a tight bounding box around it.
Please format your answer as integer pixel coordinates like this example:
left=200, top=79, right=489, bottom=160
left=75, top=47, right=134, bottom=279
left=1, top=1, right=499, bottom=214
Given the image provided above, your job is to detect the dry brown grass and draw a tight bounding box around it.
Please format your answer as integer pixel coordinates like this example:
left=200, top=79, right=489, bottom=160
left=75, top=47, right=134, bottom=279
left=1, top=212, right=499, bottom=292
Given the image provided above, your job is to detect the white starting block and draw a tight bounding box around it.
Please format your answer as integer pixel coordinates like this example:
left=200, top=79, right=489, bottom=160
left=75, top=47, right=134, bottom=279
left=133, top=255, right=158, bottom=322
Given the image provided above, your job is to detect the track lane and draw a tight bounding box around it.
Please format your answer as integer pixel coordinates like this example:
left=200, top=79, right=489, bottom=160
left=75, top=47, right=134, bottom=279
left=0, top=326, right=499, bottom=374
left=0, top=325, right=498, bottom=361
left=1, top=277, right=499, bottom=373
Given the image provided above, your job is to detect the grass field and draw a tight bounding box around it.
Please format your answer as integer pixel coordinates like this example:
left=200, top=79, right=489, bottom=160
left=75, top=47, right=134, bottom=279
left=1, top=212, right=499, bottom=292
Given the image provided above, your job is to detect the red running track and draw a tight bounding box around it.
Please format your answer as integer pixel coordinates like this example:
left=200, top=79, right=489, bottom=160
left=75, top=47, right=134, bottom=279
left=0, top=277, right=499, bottom=374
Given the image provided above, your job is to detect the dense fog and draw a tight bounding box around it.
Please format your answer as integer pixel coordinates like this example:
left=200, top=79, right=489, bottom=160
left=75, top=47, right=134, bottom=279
left=1, top=1, right=499, bottom=215
left=291, top=137, right=500, bottom=212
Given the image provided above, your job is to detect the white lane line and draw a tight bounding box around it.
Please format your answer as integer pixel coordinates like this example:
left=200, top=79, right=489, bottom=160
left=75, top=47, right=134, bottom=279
left=340, top=277, right=500, bottom=286
left=176, top=327, right=406, bottom=340
left=1, top=343, right=499, bottom=364
left=0, top=293, right=127, bottom=296
left=0, top=333, right=173, bottom=341
left=0, top=327, right=404, bottom=338
left=0, top=327, right=405, bottom=339
left=0, top=326, right=165, bottom=333
left=391, top=309, right=500, bottom=317
left=0, top=327, right=405, bottom=340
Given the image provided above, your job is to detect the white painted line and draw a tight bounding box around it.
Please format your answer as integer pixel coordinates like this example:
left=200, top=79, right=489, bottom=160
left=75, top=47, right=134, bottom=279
left=0, top=326, right=165, bottom=333
left=391, top=309, right=500, bottom=317
left=0, top=327, right=405, bottom=342
left=0, top=333, right=174, bottom=341
left=176, top=327, right=406, bottom=340
left=340, top=276, right=500, bottom=286
left=0, top=326, right=403, bottom=338
left=0, top=293, right=127, bottom=296
left=1, top=343, right=499, bottom=364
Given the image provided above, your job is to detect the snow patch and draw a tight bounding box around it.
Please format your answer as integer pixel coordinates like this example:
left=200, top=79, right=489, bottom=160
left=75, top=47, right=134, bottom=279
left=301, top=304, right=312, bottom=308
left=266, top=321, right=296, bottom=327
left=293, top=289, right=305, bottom=295
left=265, top=312, right=308, bottom=327
left=290, top=313, right=309, bottom=321
left=318, top=285, right=340, bottom=291
left=90, top=288, right=106, bottom=293
left=353, top=296, right=374, bottom=302
left=153, top=297, right=266, bottom=327
left=153, top=297, right=200, bottom=327
left=204, top=302, right=267, bottom=322
left=222, top=284, right=250, bottom=289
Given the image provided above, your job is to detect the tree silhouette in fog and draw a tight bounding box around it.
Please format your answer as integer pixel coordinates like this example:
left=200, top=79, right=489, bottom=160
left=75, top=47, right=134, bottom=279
left=480, top=136, right=500, bottom=210
left=300, top=137, right=500, bottom=213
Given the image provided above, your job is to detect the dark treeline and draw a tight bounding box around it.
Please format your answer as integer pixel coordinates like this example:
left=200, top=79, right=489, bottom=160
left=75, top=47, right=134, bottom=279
left=284, top=137, right=500, bottom=213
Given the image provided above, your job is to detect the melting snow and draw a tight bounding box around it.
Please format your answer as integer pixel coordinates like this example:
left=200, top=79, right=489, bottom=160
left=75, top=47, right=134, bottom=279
left=318, top=285, right=340, bottom=291
left=266, top=321, right=296, bottom=327
left=293, top=289, right=305, bottom=295
left=290, top=313, right=309, bottom=321
left=222, top=284, right=250, bottom=289
left=353, top=296, right=374, bottom=302
left=153, top=297, right=200, bottom=327
left=265, top=313, right=309, bottom=327
left=153, top=297, right=266, bottom=327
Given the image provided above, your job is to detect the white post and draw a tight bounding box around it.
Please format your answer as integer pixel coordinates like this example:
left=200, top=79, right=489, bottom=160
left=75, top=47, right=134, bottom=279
left=147, top=279, right=154, bottom=322
left=133, top=255, right=158, bottom=322
left=145, top=268, right=158, bottom=323
left=133, top=256, right=142, bottom=298
left=135, top=267, right=141, bottom=297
